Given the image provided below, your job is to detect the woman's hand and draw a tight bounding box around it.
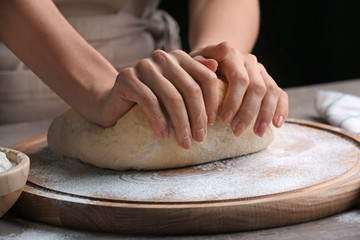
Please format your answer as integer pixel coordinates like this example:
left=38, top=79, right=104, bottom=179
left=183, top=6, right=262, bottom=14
left=99, top=49, right=219, bottom=149
left=191, top=42, right=289, bottom=137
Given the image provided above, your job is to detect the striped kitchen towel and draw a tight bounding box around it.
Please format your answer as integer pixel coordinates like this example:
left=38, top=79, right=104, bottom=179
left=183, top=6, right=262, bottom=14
left=316, top=90, right=360, bottom=135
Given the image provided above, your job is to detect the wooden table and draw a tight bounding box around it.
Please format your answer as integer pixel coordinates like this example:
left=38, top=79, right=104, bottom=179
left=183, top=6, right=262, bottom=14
left=0, top=79, right=359, bottom=239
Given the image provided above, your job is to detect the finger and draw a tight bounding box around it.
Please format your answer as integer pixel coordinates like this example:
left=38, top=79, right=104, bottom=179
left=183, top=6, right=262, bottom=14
left=192, top=55, right=218, bottom=72
left=190, top=41, right=231, bottom=62
left=170, top=50, right=219, bottom=125
left=231, top=55, right=266, bottom=136
left=273, top=90, right=289, bottom=128
left=135, top=57, right=192, bottom=149
left=253, top=65, right=280, bottom=136
left=151, top=50, right=208, bottom=142
left=257, top=63, right=289, bottom=129
left=115, top=67, right=169, bottom=140
left=217, top=50, right=249, bottom=124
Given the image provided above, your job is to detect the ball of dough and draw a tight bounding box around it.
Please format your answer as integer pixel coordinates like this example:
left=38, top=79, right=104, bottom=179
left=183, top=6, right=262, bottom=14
left=47, top=79, right=274, bottom=170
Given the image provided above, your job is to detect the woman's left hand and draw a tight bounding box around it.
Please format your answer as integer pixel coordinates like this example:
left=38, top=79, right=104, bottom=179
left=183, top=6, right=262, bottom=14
left=191, top=41, right=289, bottom=137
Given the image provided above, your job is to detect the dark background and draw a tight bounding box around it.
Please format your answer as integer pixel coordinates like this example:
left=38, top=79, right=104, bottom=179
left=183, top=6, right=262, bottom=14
left=159, top=0, right=360, bottom=88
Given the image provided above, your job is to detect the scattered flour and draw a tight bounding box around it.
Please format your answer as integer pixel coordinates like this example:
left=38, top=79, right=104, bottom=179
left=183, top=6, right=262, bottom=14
left=28, top=123, right=359, bottom=202
left=335, top=210, right=360, bottom=224
left=0, top=151, right=14, bottom=173
left=2, top=230, right=81, bottom=240
left=0, top=223, right=88, bottom=240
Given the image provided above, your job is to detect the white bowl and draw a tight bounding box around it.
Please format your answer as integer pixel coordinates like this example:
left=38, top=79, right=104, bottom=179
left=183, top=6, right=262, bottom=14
left=0, top=147, right=30, bottom=217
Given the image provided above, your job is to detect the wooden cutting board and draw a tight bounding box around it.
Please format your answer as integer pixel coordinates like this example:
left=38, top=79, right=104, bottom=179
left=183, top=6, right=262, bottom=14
left=12, top=119, right=360, bottom=235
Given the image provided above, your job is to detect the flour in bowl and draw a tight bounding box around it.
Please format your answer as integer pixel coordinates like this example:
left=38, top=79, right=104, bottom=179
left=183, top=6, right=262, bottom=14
left=0, top=151, right=13, bottom=172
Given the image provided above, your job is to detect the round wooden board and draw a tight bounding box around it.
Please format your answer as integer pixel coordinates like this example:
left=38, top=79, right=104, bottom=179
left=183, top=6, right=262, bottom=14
left=11, top=119, right=360, bottom=235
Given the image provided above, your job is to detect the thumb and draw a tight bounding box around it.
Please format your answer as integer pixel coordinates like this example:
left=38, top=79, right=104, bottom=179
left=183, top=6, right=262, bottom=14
left=193, top=55, right=218, bottom=72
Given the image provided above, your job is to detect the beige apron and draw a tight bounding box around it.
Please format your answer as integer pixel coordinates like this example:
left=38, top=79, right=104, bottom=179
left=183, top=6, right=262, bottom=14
left=0, top=0, right=180, bottom=124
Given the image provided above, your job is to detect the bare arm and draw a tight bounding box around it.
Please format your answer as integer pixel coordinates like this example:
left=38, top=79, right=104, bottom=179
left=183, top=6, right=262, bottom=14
left=0, top=0, right=221, bottom=149
left=189, top=0, right=260, bottom=52
left=189, top=0, right=288, bottom=137
left=0, top=0, right=123, bottom=125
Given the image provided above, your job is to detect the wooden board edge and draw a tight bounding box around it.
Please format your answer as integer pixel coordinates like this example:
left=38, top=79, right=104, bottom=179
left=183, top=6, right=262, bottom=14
left=11, top=120, right=360, bottom=206
left=14, top=170, right=360, bottom=235
left=11, top=119, right=360, bottom=234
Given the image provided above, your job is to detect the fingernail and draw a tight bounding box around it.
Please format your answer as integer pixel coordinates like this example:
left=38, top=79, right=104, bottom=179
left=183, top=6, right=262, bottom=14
left=255, top=122, right=268, bottom=137
left=233, top=122, right=246, bottom=137
left=207, top=112, right=217, bottom=125
left=276, top=115, right=285, bottom=128
left=160, top=126, right=169, bottom=139
left=221, top=110, right=234, bottom=123
left=195, top=128, right=206, bottom=142
left=180, top=135, right=192, bottom=149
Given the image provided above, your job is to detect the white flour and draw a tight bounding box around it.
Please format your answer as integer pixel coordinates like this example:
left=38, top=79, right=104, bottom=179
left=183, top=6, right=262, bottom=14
left=29, top=123, right=359, bottom=202
left=3, top=230, right=82, bottom=240
left=0, top=151, right=13, bottom=172
left=335, top=210, right=360, bottom=224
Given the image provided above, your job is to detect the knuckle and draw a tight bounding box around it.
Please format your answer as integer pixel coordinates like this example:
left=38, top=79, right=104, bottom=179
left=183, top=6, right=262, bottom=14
left=233, top=72, right=249, bottom=86
left=260, top=108, right=275, bottom=121
left=136, top=58, right=159, bottom=76
left=251, top=82, right=266, bottom=96
left=196, top=70, right=218, bottom=87
left=118, top=67, right=134, bottom=79
left=267, top=83, right=280, bottom=95
left=229, top=46, right=240, bottom=56
left=188, top=84, right=203, bottom=98
left=168, top=92, right=184, bottom=108
left=142, top=94, right=159, bottom=108
left=135, top=58, right=152, bottom=70
left=207, top=75, right=219, bottom=92
left=151, top=114, right=166, bottom=127
left=208, top=74, right=218, bottom=84
left=246, top=54, right=258, bottom=63
left=170, top=49, right=186, bottom=56
left=169, top=49, right=189, bottom=62
left=258, top=63, right=266, bottom=72
left=281, top=90, right=289, bottom=100
left=151, top=49, right=166, bottom=57
left=219, top=41, right=231, bottom=51
left=213, top=41, right=232, bottom=57
left=151, top=49, right=168, bottom=63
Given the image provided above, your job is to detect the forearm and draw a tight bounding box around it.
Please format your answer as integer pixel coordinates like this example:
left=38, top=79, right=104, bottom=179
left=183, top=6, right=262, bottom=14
left=0, top=0, right=118, bottom=122
left=189, top=0, right=260, bottom=53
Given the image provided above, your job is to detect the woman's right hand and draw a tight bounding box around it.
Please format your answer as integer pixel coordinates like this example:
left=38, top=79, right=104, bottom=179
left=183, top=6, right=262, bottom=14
left=99, top=49, right=219, bottom=149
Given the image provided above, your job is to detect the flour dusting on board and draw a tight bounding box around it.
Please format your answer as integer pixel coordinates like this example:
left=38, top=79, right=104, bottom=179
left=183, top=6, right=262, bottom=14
left=29, top=123, right=359, bottom=202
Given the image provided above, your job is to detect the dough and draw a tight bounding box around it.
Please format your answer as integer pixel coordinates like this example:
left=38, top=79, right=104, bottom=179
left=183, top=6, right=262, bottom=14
left=47, top=79, right=274, bottom=170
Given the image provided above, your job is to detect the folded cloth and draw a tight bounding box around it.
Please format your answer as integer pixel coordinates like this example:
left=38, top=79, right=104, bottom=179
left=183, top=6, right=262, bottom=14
left=316, top=90, right=360, bottom=134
